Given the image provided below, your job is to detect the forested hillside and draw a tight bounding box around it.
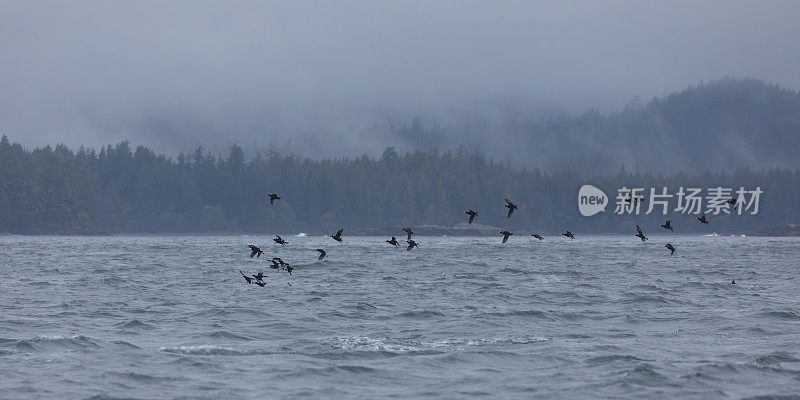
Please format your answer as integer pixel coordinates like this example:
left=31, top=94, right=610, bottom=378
left=382, top=78, right=800, bottom=172
left=1, top=136, right=798, bottom=234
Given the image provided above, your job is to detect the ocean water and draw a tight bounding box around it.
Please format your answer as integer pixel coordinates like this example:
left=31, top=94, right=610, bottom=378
left=1, top=234, right=799, bottom=399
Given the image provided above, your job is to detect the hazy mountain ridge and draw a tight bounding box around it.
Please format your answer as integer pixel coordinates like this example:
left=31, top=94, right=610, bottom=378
left=1, top=78, right=799, bottom=234
left=377, top=78, right=800, bottom=172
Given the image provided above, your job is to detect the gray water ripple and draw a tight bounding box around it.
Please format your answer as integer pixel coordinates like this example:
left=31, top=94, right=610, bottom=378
left=1, top=235, right=800, bottom=399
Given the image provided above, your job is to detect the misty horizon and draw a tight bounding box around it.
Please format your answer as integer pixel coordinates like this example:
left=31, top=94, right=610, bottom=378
left=2, top=1, right=800, bottom=165
left=3, top=77, right=799, bottom=174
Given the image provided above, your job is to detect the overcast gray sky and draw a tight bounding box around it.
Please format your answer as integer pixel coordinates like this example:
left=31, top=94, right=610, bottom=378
left=1, top=0, right=799, bottom=154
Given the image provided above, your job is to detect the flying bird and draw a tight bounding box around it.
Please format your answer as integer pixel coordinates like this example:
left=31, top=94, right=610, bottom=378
left=269, top=258, right=281, bottom=269
left=385, top=236, right=399, bottom=247
left=252, top=272, right=265, bottom=282
left=562, top=230, right=575, bottom=239
left=403, top=228, right=414, bottom=240
left=271, top=257, right=286, bottom=267
left=330, top=229, right=344, bottom=243
left=727, top=198, right=739, bottom=208
left=284, top=264, right=293, bottom=275
left=697, top=213, right=709, bottom=224
left=504, top=198, right=518, bottom=218
left=465, top=209, right=478, bottom=224
left=239, top=270, right=254, bottom=284
left=315, top=249, right=326, bottom=260
left=665, top=243, right=676, bottom=255
left=266, top=193, right=281, bottom=205
left=273, top=235, right=288, bottom=246
left=406, top=239, right=418, bottom=251
left=531, top=234, right=544, bottom=240
left=659, top=220, right=674, bottom=231
left=500, top=230, right=513, bottom=243
left=247, top=245, right=263, bottom=258
left=635, top=225, right=648, bottom=242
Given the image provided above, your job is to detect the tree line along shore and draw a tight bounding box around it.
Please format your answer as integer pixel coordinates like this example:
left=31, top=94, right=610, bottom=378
left=1, top=136, right=798, bottom=235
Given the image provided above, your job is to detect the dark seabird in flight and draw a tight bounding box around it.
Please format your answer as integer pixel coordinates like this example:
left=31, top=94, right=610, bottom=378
left=406, top=239, right=418, bottom=251
left=386, top=236, right=399, bottom=247
left=247, top=244, right=264, bottom=258
left=659, top=220, right=674, bottom=231
left=284, top=264, right=293, bottom=275
left=727, top=198, right=739, bottom=208
left=273, top=235, right=288, bottom=246
left=665, top=243, right=676, bottom=255
left=269, top=258, right=281, bottom=269
left=500, top=230, right=513, bottom=243
left=239, top=270, right=254, bottom=284
left=562, top=230, right=575, bottom=239
left=272, top=257, right=287, bottom=267
left=270, top=257, right=286, bottom=269
left=315, top=249, right=326, bottom=260
left=635, top=225, right=648, bottom=242
left=531, top=234, right=544, bottom=240
left=330, top=229, right=344, bottom=243
left=697, top=213, right=709, bottom=224
left=731, top=280, right=735, bottom=284
left=465, top=209, right=478, bottom=224
left=266, top=193, right=281, bottom=205
left=504, top=198, right=518, bottom=218
left=403, top=228, right=414, bottom=240
left=252, top=272, right=265, bottom=282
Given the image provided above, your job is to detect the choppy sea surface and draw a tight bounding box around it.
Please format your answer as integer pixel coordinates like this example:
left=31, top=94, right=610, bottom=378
left=1, top=234, right=799, bottom=399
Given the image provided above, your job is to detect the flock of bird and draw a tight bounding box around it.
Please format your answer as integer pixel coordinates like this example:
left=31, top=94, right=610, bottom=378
left=239, top=193, right=737, bottom=286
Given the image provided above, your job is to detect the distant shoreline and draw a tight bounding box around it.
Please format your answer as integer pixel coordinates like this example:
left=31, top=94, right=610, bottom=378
left=2, top=223, right=797, bottom=237
left=5, top=223, right=798, bottom=237
left=1, top=231, right=798, bottom=238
